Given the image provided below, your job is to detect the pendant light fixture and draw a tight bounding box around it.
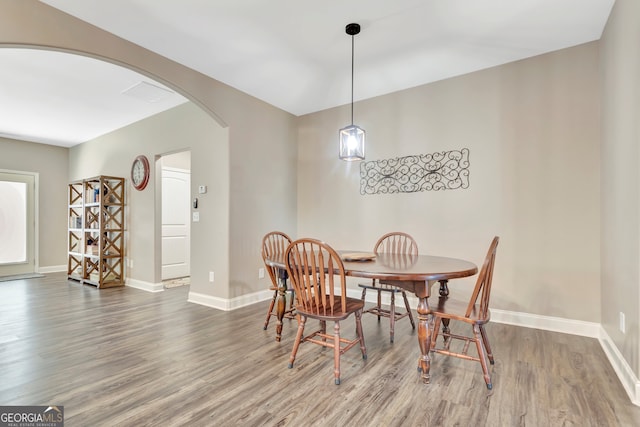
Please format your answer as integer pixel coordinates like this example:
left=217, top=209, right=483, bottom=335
left=339, top=23, right=365, bottom=161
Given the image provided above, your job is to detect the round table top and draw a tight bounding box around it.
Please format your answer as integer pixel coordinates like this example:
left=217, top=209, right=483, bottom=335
left=265, top=251, right=478, bottom=283
left=341, top=252, right=478, bottom=282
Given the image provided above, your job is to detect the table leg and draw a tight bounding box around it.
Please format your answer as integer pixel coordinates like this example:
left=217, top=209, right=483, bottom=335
left=438, top=280, right=449, bottom=297
left=438, top=280, right=451, bottom=343
left=415, top=285, right=433, bottom=384
left=382, top=279, right=434, bottom=384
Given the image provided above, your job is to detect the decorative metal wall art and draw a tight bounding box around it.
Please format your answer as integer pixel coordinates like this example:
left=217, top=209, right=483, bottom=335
left=360, top=148, right=470, bottom=195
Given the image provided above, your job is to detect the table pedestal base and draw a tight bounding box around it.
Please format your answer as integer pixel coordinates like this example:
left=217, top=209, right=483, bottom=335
left=383, top=279, right=435, bottom=383
left=274, top=268, right=293, bottom=342
left=416, top=295, right=433, bottom=383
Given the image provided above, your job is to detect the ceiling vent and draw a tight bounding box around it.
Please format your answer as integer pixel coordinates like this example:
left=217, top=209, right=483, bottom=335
left=121, top=81, right=175, bottom=103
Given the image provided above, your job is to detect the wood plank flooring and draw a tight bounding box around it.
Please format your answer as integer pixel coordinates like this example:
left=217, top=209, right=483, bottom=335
left=1, top=272, right=639, bottom=426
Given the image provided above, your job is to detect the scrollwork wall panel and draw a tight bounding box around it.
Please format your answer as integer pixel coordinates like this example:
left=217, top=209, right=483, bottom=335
left=360, top=148, right=470, bottom=195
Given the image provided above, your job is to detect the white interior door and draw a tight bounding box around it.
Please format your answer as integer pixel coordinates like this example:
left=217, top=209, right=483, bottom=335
left=0, top=171, right=36, bottom=277
left=161, top=167, right=190, bottom=280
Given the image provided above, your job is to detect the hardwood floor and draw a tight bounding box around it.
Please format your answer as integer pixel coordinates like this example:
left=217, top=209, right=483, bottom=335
left=1, top=272, right=639, bottom=426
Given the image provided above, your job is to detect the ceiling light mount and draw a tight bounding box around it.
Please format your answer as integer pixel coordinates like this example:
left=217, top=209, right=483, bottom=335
left=339, top=22, right=365, bottom=161
left=345, top=23, right=361, bottom=36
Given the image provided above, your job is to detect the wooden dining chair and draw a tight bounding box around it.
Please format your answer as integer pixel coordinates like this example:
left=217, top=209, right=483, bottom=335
left=358, top=232, right=417, bottom=343
left=261, top=231, right=296, bottom=341
left=285, top=238, right=367, bottom=385
left=430, top=236, right=499, bottom=390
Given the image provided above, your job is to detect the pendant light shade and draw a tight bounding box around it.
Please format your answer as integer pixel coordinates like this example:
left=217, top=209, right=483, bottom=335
left=339, top=23, right=365, bottom=161
left=339, top=124, right=365, bottom=161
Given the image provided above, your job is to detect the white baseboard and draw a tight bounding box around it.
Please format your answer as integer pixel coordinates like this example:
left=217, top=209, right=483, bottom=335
left=489, top=308, right=601, bottom=338
left=126, top=278, right=164, bottom=292
left=38, top=265, right=66, bottom=273
left=350, top=287, right=602, bottom=338
left=598, top=327, right=640, bottom=406
left=188, top=289, right=273, bottom=311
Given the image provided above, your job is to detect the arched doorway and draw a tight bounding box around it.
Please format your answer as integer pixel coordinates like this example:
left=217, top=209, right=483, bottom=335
left=0, top=46, right=228, bottom=295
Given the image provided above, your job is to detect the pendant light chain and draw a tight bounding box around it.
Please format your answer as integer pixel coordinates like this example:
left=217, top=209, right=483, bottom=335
left=351, top=33, right=354, bottom=125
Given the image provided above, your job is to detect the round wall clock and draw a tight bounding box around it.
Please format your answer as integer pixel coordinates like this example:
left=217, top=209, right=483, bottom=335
left=131, top=155, right=150, bottom=191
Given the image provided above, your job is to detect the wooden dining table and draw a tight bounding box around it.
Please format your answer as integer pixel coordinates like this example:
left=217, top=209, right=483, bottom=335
left=264, top=250, right=478, bottom=383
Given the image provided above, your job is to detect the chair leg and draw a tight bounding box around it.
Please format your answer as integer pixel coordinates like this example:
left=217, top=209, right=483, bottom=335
left=402, top=291, right=415, bottom=329
left=479, top=324, right=494, bottom=365
left=288, top=290, right=296, bottom=312
left=263, top=289, right=277, bottom=330
left=320, top=320, right=327, bottom=343
left=355, top=310, right=367, bottom=360
left=376, top=290, right=382, bottom=321
left=361, top=286, right=367, bottom=301
left=442, top=319, right=451, bottom=342
left=441, top=318, right=452, bottom=349
left=334, top=322, right=341, bottom=385
left=431, top=317, right=442, bottom=350
left=288, top=315, right=306, bottom=369
left=473, top=324, right=492, bottom=390
left=389, top=291, right=396, bottom=343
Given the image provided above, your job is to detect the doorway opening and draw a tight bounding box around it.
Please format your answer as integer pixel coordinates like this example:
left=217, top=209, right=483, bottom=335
left=0, top=170, right=37, bottom=278
left=160, top=151, right=191, bottom=289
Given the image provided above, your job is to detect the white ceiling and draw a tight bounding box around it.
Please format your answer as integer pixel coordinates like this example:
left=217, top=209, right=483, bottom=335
left=1, top=0, right=614, bottom=147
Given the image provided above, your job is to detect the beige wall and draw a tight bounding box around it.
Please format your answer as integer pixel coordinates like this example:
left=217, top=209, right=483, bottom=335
left=0, top=0, right=298, bottom=300
left=600, top=0, right=640, bottom=377
left=0, top=137, right=68, bottom=269
left=297, top=42, right=601, bottom=322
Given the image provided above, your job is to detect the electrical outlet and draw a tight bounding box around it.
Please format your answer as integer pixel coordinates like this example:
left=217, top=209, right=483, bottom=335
left=620, top=312, right=626, bottom=334
left=209, top=271, right=214, bottom=282
left=128, top=259, right=133, bottom=268
left=258, top=268, right=265, bottom=279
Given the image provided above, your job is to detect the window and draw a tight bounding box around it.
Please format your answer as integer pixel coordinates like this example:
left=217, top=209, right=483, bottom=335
left=0, top=180, right=27, bottom=264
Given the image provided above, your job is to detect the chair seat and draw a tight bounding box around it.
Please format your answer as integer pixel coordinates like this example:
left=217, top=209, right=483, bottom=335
left=431, top=297, right=491, bottom=324
left=358, top=282, right=404, bottom=292
left=269, top=285, right=294, bottom=292
left=363, top=305, right=411, bottom=321
left=296, top=296, right=365, bottom=321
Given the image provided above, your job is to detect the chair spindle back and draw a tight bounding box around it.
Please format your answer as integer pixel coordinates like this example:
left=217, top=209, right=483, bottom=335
left=374, top=232, right=418, bottom=256
left=261, top=231, right=292, bottom=286
left=465, top=236, right=499, bottom=320
left=285, top=239, right=347, bottom=316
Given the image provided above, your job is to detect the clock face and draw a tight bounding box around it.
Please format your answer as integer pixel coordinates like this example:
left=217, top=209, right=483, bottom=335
left=131, top=155, right=149, bottom=190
